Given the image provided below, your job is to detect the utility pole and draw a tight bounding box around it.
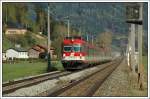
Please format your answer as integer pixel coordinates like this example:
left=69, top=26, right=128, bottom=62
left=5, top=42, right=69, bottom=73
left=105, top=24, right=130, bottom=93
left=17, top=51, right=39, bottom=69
left=86, top=34, right=89, bottom=42
left=131, top=24, right=135, bottom=73
left=92, top=35, right=94, bottom=45
left=79, top=27, right=81, bottom=36
left=6, top=4, right=8, bottom=23
left=128, top=27, right=132, bottom=70
left=67, top=19, right=70, bottom=37
left=47, top=4, right=51, bottom=72
left=138, top=3, right=143, bottom=90
left=126, top=3, right=143, bottom=90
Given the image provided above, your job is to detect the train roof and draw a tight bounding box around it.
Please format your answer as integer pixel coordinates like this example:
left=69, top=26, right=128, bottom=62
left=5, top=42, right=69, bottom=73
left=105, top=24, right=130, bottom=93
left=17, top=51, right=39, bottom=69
left=63, top=36, right=101, bottom=50
left=65, top=36, right=82, bottom=40
left=63, top=36, right=85, bottom=45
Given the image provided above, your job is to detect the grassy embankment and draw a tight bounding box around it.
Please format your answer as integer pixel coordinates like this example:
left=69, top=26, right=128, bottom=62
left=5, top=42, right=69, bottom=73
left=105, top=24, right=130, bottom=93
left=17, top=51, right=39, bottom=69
left=2, top=33, right=63, bottom=82
left=2, top=36, right=13, bottom=51
left=2, top=32, right=47, bottom=51
left=2, top=61, right=64, bottom=82
left=143, top=55, right=148, bottom=73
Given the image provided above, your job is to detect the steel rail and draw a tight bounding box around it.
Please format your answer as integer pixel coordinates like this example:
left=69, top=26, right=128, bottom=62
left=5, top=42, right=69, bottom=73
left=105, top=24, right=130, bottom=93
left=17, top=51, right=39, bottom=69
left=80, top=58, right=122, bottom=96
left=2, top=71, right=71, bottom=95
left=3, top=57, right=120, bottom=96
left=2, top=71, right=61, bottom=87
left=46, top=57, right=123, bottom=96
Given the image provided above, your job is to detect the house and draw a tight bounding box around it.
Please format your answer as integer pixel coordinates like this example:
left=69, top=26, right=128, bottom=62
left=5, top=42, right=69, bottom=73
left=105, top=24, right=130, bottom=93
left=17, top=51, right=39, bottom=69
left=28, top=48, right=40, bottom=58
left=5, top=28, right=27, bottom=35
left=28, top=45, right=46, bottom=58
left=6, top=48, right=28, bottom=59
left=28, top=45, right=56, bottom=59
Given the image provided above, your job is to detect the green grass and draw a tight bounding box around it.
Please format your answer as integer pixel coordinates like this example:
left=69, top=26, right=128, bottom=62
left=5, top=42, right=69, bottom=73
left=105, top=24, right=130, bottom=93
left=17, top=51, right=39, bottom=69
left=2, top=36, right=13, bottom=51
left=2, top=60, right=64, bottom=82
left=143, top=55, right=148, bottom=73
left=2, top=32, right=47, bottom=51
left=31, top=33, right=47, bottom=45
left=51, top=61, right=64, bottom=71
left=3, top=61, right=47, bottom=82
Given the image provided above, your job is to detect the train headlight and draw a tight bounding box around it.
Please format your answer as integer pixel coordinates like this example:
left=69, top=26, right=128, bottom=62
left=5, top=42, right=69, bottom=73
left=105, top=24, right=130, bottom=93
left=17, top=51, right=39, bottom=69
left=63, top=54, right=66, bottom=57
left=80, top=54, right=82, bottom=59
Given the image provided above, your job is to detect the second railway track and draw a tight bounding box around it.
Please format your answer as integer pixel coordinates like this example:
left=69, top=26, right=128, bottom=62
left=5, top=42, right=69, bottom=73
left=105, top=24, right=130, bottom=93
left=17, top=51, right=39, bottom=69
left=2, top=71, right=72, bottom=95
left=3, top=57, right=123, bottom=96
left=38, top=57, right=123, bottom=97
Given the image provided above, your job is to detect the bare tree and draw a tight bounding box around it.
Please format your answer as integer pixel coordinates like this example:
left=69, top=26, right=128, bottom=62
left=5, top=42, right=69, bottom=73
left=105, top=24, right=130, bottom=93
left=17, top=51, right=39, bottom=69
left=97, top=31, right=112, bottom=56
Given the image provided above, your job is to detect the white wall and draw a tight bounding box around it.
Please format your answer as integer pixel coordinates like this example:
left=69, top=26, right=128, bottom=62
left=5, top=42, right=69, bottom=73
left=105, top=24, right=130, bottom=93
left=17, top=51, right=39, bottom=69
left=6, top=49, right=18, bottom=59
left=6, top=49, right=28, bottom=59
left=18, top=52, right=28, bottom=58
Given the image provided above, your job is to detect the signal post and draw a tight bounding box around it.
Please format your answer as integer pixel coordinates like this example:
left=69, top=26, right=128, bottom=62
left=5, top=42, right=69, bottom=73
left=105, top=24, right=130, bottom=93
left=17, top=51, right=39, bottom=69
left=126, top=3, right=144, bottom=90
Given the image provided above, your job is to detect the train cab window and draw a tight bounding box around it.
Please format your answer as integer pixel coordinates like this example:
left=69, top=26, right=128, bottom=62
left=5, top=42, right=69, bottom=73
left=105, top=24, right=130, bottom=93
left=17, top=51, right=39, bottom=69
left=73, top=45, right=81, bottom=52
left=64, top=46, right=72, bottom=52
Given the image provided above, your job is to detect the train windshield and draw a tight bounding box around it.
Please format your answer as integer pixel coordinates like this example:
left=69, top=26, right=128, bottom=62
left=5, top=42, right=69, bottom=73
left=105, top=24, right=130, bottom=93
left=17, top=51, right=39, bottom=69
left=64, top=46, right=72, bottom=52
left=73, top=45, right=81, bottom=52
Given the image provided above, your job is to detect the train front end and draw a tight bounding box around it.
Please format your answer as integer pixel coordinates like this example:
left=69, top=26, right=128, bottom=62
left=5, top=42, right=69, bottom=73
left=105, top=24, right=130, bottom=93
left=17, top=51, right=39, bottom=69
left=61, top=36, right=86, bottom=69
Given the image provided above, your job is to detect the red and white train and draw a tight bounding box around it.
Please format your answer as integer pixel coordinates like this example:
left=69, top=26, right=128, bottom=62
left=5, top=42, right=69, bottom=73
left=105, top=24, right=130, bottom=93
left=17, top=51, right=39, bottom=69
left=61, top=36, right=113, bottom=70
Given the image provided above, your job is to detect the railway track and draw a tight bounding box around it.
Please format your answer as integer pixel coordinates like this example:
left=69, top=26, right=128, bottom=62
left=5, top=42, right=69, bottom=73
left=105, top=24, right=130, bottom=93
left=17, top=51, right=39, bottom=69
left=2, top=60, right=111, bottom=96
left=44, top=57, right=123, bottom=97
left=2, top=71, right=72, bottom=95
left=3, top=57, right=122, bottom=96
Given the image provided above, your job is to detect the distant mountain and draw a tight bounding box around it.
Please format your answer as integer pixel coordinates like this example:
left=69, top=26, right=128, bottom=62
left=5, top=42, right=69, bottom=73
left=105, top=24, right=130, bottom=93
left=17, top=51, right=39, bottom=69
left=41, top=2, right=147, bottom=49
left=3, top=2, right=148, bottom=50
left=45, top=3, right=148, bottom=36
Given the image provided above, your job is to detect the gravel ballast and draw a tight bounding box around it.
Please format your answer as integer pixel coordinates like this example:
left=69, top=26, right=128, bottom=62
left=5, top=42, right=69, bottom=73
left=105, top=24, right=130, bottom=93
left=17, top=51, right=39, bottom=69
left=4, top=58, right=146, bottom=97
left=93, top=59, right=148, bottom=97
left=3, top=64, right=103, bottom=97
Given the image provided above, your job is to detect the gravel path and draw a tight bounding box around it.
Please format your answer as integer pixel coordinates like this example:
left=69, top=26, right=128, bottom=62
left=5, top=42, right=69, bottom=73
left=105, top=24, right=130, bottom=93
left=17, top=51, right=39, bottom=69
left=93, top=59, right=148, bottom=97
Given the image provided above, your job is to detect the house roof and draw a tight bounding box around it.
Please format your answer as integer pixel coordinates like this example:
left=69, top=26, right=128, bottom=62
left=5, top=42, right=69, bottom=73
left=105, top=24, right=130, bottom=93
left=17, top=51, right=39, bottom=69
left=36, top=44, right=55, bottom=50
left=32, top=46, right=45, bottom=53
left=28, top=44, right=55, bottom=54
left=29, top=45, right=46, bottom=53
left=36, top=45, right=47, bottom=50
left=9, top=48, right=27, bottom=52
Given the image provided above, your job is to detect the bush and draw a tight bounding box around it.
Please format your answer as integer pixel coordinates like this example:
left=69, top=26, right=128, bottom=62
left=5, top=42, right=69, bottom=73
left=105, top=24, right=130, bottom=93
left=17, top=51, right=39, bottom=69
left=25, top=31, right=36, bottom=46
left=51, top=61, right=64, bottom=71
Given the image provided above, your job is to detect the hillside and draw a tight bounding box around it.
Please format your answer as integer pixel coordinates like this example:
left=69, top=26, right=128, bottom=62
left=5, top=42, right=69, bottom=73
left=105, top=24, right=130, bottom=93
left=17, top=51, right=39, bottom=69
left=43, top=2, right=148, bottom=49
left=2, top=3, right=148, bottom=54
left=2, top=32, right=47, bottom=51
left=48, top=3, right=147, bottom=34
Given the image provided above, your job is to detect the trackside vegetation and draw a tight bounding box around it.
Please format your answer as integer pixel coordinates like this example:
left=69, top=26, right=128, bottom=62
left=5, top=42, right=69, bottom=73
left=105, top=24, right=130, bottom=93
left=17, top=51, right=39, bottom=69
left=3, top=61, right=64, bottom=82
left=143, top=55, right=148, bottom=73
